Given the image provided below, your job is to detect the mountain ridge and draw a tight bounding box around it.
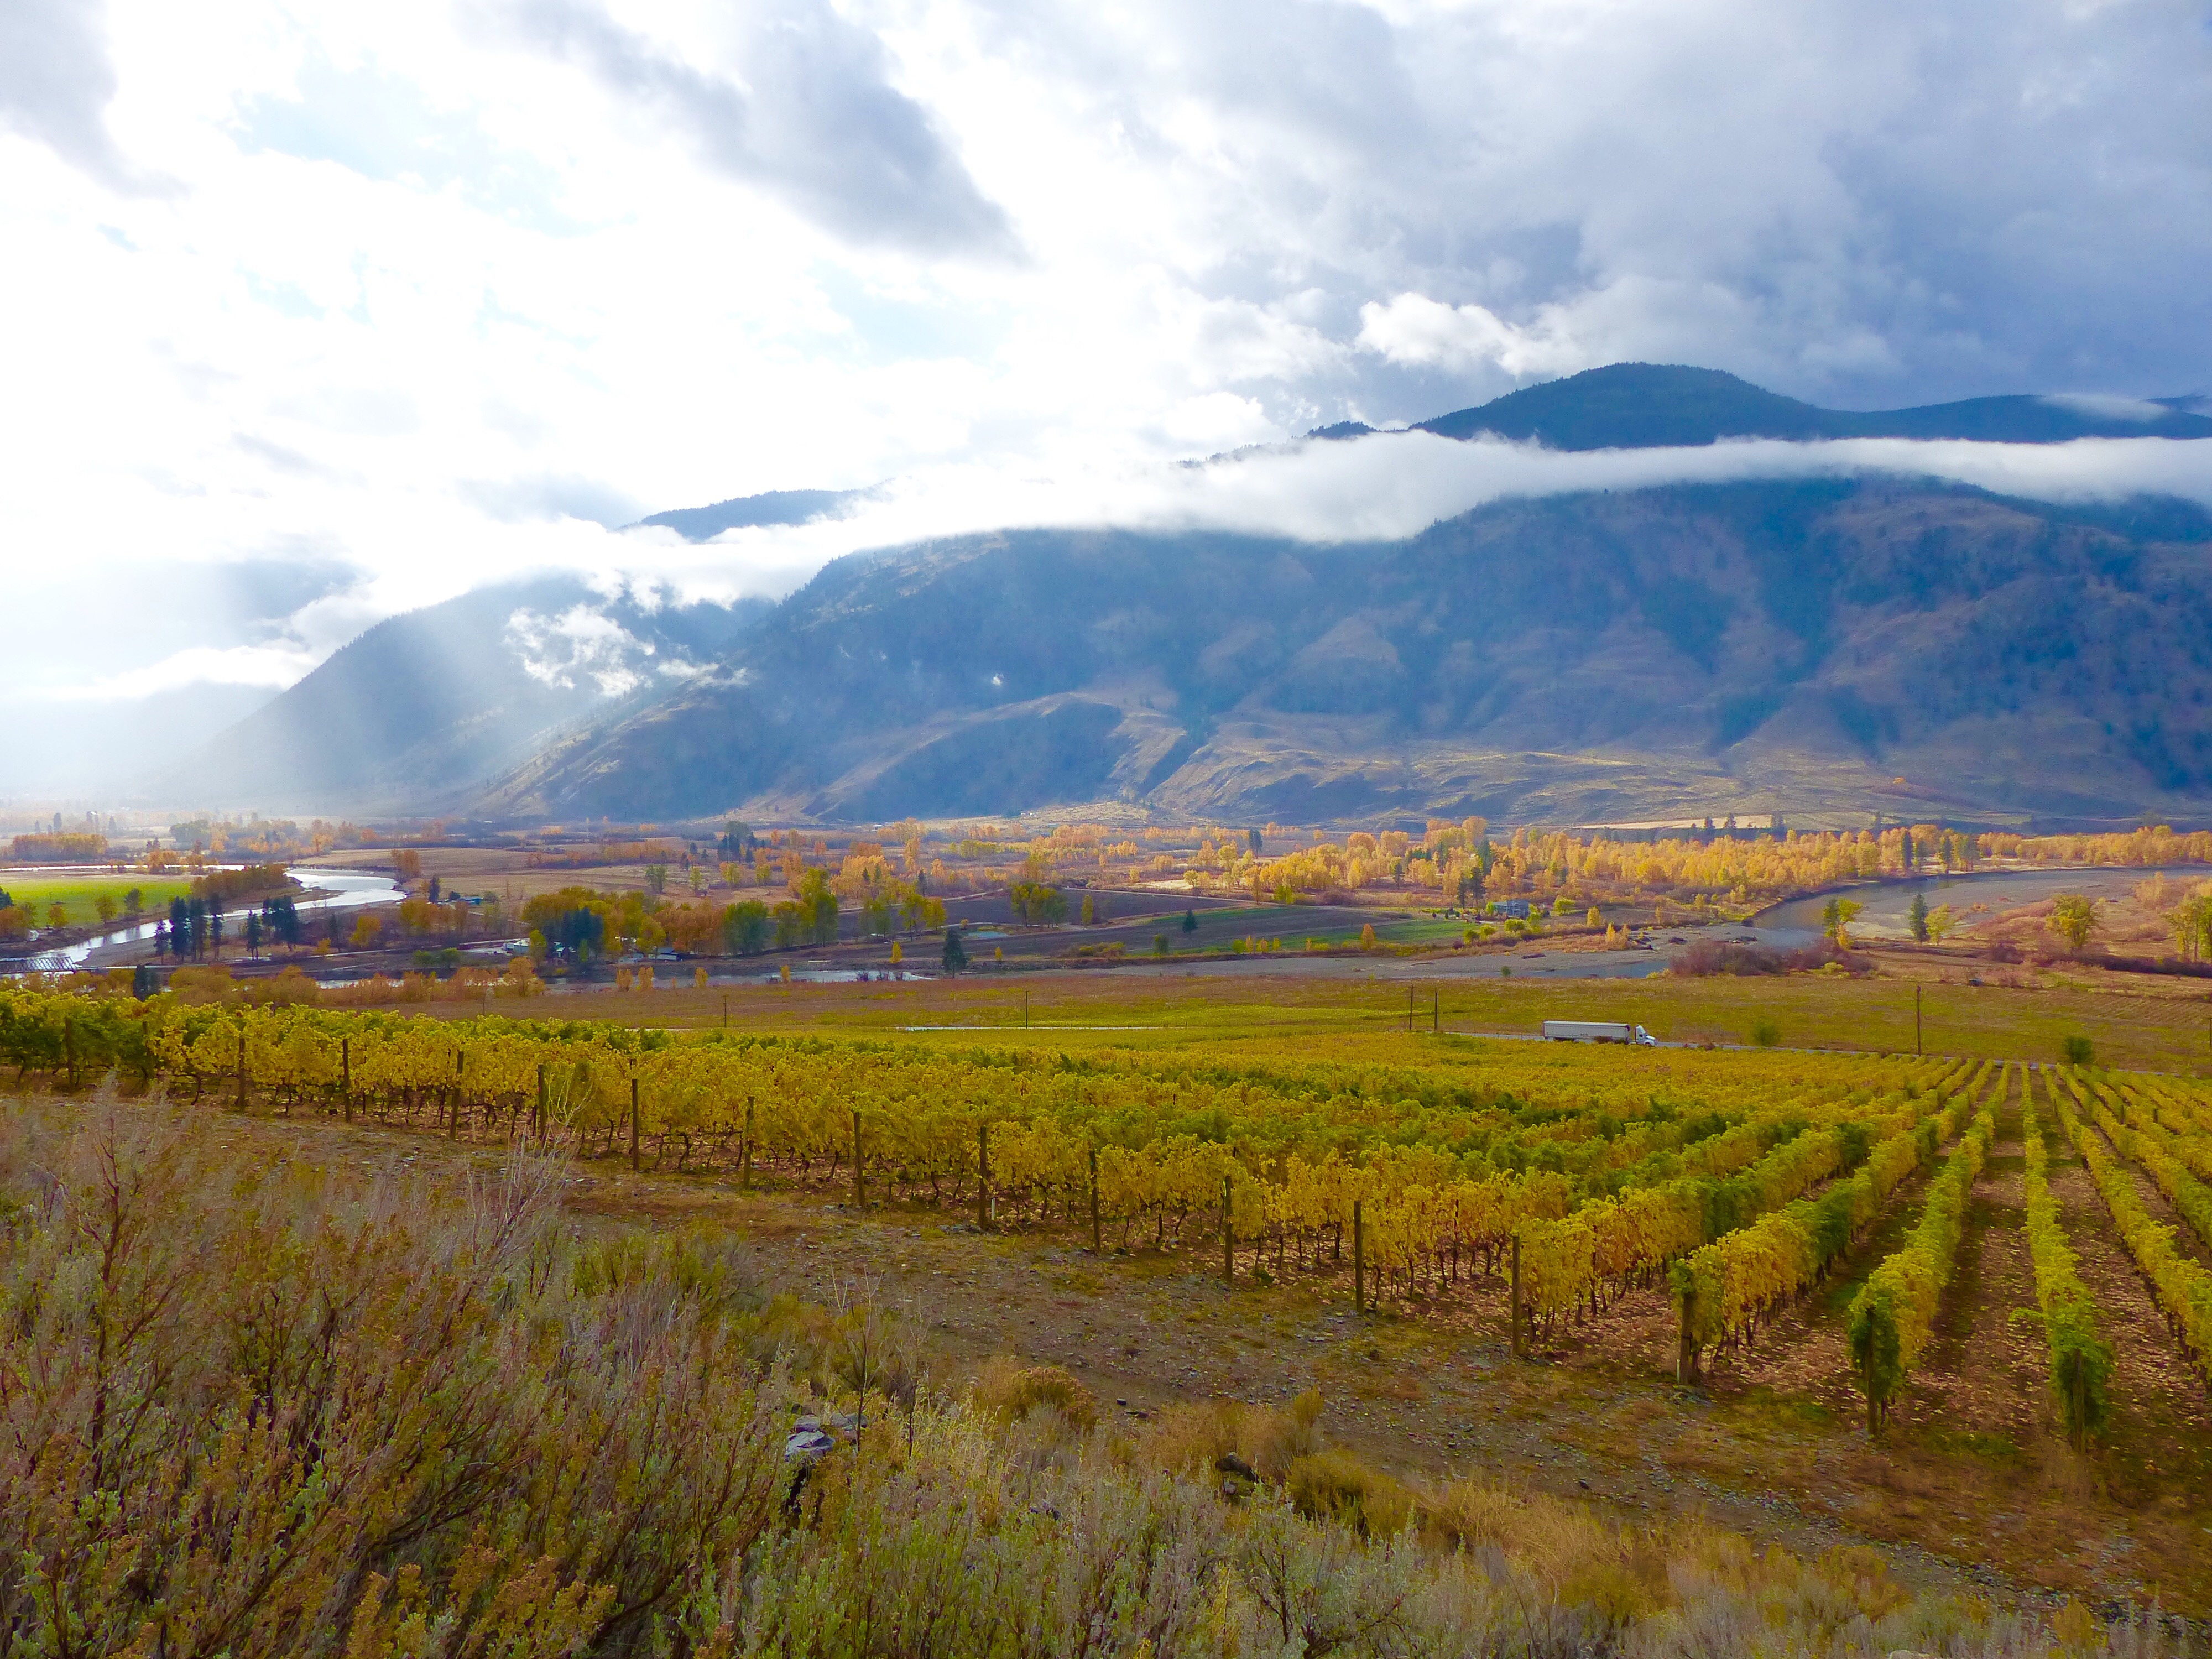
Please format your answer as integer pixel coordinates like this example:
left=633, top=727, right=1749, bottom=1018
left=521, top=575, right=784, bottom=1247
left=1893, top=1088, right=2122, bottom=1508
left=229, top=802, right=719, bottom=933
left=1411, top=363, right=2212, bottom=449
left=178, top=362, right=2212, bottom=826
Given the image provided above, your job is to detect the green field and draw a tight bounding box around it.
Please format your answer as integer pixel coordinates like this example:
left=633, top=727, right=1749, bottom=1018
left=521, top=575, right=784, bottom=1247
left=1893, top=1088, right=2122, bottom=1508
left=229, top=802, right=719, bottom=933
left=0, top=873, right=195, bottom=926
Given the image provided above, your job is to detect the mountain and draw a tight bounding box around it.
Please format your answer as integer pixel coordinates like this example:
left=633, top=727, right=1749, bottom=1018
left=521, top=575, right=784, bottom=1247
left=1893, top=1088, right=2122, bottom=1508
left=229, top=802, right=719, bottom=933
left=631, top=487, right=864, bottom=542
left=477, top=476, right=2212, bottom=828
left=1413, top=363, right=2212, bottom=449
left=164, top=578, right=770, bottom=815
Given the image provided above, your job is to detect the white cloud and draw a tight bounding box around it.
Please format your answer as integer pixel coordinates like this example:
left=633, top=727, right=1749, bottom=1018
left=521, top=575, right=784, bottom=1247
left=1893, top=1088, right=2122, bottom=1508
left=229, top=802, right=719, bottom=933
left=31, top=643, right=321, bottom=702
left=1355, top=293, right=1590, bottom=381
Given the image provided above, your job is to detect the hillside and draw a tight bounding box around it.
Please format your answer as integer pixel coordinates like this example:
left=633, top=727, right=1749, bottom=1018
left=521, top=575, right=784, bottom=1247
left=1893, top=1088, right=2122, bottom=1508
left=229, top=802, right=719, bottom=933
left=477, top=477, right=2212, bottom=828
left=1414, top=363, right=2212, bottom=448
left=164, top=577, right=768, bottom=815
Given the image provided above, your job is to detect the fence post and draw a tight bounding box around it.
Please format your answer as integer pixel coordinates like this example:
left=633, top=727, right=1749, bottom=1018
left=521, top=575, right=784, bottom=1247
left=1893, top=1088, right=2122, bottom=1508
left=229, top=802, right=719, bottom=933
left=451, top=1048, right=463, bottom=1139
left=1222, top=1175, right=1234, bottom=1285
left=1352, top=1198, right=1365, bottom=1314
left=1674, top=1276, right=1696, bottom=1383
left=742, top=1095, right=754, bottom=1190
left=1432, top=989, right=1439, bottom=1033
left=977, top=1121, right=990, bottom=1230
left=852, top=1107, right=864, bottom=1209
left=1089, top=1144, right=1102, bottom=1254
left=1916, top=985, right=1923, bottom=1056
left=342, top=1037, right=353, bottom=1121
left=1510, top=1233, right=1527, bottom=1358
left=64, top=1019, right=76, bottom=1092
left=236, top=1025, right=247, bottom=1110
left=534, top=1061, right=545, bottom=1144
left=629, top=1076, right=641, bottom=1171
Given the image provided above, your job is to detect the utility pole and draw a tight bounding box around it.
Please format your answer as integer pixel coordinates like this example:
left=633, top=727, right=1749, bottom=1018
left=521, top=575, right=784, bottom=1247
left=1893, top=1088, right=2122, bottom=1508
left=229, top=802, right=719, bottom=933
left=722, top=993, right=728, bottom=1030
left=1022, top=989, right=1030, bottom=1029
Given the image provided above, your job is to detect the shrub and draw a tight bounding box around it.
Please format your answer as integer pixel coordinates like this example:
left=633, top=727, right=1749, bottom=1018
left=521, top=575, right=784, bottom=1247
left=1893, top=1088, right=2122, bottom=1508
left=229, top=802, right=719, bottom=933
left=1750, top=1019, right=1781, bottom=1047
left=1285, top=1448, right=1413, bottom=1537
left=972, top=1360, right=1097, bottom=1429
left=2061, top=1034, right=2095, bottom=1068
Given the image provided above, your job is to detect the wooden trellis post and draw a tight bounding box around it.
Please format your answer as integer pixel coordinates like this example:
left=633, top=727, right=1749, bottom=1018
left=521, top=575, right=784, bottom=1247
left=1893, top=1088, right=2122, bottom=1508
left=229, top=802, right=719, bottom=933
left=1222, top=1175, right=1234, bottom=1285
left=1510, top=1233, right=1527, bottom=1358
left=1089, top=1144, right=1102, bottom=1254
left=977, top=1121, right=990, bottom=1230
left=1352, top=1198, right=1365, bottom=1314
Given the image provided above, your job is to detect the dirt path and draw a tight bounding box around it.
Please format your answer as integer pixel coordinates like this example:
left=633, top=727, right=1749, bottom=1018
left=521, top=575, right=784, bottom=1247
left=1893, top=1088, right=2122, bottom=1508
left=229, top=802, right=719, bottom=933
left=1908, top=1073, right=2048, bottom=1448
left=12, top=1087, right=2211, bottom=1619
left=2037, top=1109, right=2212, bottom=1593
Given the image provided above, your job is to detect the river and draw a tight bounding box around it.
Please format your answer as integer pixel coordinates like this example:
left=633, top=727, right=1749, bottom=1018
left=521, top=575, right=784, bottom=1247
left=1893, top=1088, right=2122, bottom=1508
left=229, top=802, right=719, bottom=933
left=18, top=868, right=402, bottom=973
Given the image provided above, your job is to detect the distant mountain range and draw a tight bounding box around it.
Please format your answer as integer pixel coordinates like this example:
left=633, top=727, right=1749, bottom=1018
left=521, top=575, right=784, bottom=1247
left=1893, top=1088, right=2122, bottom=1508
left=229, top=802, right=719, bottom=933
left=176, top=364, right=2212, bottom=828
left=1331, top=362, right=2212, bottom=448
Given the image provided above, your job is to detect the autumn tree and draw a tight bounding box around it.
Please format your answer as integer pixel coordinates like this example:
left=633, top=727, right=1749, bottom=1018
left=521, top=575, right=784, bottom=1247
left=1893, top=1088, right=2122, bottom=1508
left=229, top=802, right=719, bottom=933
left=723, top=900, right=771, bottom=955
left=2047, top=894, right=2098, bottom=953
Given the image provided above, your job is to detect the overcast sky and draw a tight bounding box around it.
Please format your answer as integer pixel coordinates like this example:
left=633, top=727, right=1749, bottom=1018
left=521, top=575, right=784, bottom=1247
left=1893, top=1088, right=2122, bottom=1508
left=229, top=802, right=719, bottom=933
left=6, top=0, right=2212, bottom=794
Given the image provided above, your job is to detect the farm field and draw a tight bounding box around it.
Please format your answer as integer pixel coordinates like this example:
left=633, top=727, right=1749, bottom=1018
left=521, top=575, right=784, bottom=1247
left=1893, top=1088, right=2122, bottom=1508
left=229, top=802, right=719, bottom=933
left=4, top=977, right=2211, bottom=1619
left=0, top=872, right=194, bottom=926
left=278, top=967, right=2212, bottom=1077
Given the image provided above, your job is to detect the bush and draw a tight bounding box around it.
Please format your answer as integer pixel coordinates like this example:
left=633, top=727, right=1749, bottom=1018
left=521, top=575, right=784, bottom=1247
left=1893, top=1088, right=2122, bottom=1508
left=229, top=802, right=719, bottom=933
left=972, top=1359, right=1097, bottom=1429
left=1750, top=1019, right=1781, bottom=1047
left=1285, top=1448, right=1413, bottom=1537
left=1143, top=1389, right=1324, bottom=1483
left=2061, top=1035, right=2095, bottom=1068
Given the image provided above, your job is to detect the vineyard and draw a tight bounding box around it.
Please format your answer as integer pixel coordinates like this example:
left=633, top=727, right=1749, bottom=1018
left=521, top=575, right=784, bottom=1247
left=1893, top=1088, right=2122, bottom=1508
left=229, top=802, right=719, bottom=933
left=8, top=980, right=2210, bottom=1464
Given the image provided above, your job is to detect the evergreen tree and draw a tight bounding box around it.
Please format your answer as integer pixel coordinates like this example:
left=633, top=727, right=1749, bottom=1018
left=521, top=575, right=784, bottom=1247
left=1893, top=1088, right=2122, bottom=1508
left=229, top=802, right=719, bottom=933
left=1908, top=892, right=1929, bottom=943
left=941, top=927, right=968, bottom=974
left=1182, top=907, right=1197, bottom=935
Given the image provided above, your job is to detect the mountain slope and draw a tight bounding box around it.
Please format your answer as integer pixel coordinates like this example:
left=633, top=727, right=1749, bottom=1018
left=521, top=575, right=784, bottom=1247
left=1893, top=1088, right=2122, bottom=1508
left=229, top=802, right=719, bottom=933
left=1413, top=363, right=2212, bottom=448
left=167, top=578, right=769, bottom=815
left=478, top=477, right=2212, bottom=828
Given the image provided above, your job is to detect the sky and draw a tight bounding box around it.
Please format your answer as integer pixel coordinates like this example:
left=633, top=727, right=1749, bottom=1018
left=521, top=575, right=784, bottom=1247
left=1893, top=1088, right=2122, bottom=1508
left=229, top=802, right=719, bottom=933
left=5, top=0, right=2212, bottom=795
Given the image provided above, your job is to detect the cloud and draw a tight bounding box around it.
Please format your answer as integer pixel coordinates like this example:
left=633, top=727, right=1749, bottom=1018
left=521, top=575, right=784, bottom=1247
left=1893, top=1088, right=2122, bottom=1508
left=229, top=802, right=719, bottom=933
left=1355, top=293, right=1592, bottom=382
left=34, top=643, right=321, bottom=703
left=585, top=431, right=2212, bottom=615
left=495, top=0, right=1014, bottom=255
left=0, top=0, right=163, bottom=190
left=504, top=602, right=696, bottom=696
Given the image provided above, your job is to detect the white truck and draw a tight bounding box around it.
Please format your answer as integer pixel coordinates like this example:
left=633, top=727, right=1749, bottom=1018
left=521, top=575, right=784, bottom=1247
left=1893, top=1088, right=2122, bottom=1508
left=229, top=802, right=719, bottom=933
left=1542, top=1020, right=1657, bottom=1046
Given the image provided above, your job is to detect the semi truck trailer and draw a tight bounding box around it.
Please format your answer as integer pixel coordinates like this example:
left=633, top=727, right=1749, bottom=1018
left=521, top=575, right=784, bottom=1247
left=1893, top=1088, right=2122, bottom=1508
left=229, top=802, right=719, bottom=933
left=1542, top=1020, right=1658, bottom=1046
